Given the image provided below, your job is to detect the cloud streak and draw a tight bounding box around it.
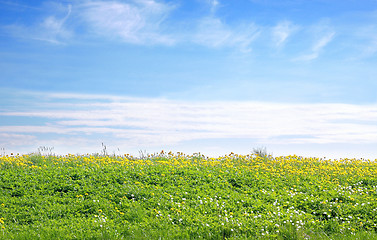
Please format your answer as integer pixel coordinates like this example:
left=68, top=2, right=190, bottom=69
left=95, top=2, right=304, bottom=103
left=2, top=0, right=175, bottom=45
left=293, top=19, right=336, bottom=61
left=193, top=17, right=260, bottom=51
left=3, top=0, right=375, bottom=60
left=78, top=0, right=175, bottom=45
left=36, top=4, right=72, bottom=44
left=0, top=0, right=258, bottom=50
left=272, top=20, right=299, bottom=47
left=1, top=92, right=377, bottom=154
left=2, top=3, right=73, bottom=44
left=294, top=31, right=335, bottom=61
left=204, top=0, right=220, bottom=13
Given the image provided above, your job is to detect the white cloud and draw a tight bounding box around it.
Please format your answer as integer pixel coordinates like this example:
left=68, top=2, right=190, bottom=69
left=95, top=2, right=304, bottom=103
left=2, top=0, right=174, bottom=45
left=0, top=133, right=36, bottom=146
left=1, top=93, right=377, bottom=153
left=2, top=0, right=259, bottom=50
left=350, top=25, right=377, bottom=59
left=36, top=4, right=72, bottom=43
left=363, top=39, right=377, bottom=57
left=193, top=17, right=260, bottom=52
left=312, top=32, right=335, bottom=52
left=79, top=0, right=175, bottom=45
left=272, top=20, right=299, bottom=47
left=207, top=0, right=219, bottom=7
left=3, top=3, right=73, bottom=44
left=294, top=31, right=335, bottom=61
left=205, top=0, right=219, bottom=13
left=0, top=0, right=41, bottom=10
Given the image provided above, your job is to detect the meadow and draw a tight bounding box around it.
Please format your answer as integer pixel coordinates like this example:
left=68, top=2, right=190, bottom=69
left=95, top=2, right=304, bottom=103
left=1, top=151, right=377, bottom=239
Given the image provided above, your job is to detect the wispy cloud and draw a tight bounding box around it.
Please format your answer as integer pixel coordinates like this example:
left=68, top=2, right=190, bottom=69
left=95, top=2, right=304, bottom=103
left=36, top=4, right=72, bottom=44
left=2, top=0, right=175, bottom=45
left=3, top=3, right=73, bottom=44
left=350, top=24, right=377, bottom=59
left=0, top=0, right=41, bottom=10
left=294, top=31, right=335, bottom=61
left=1, top=0, right=260, bottom=50
left=312, top=32, right=335, bottom=52
left=3, top=0, right=377, bottom=58
left=78, top=0, right=175, bottom=45
left=1, top=92, right=377, bottom=154
left=0, top=133, right=36, bottom=147
left=272, top=20, right=299, bottom=47
left=191, top=0, right=259, bottom=51
left=193, top=17, right=260, bottom=52
left=363, top=38, right=377, bottom=57
left=203, top=0, right=220, bottom=13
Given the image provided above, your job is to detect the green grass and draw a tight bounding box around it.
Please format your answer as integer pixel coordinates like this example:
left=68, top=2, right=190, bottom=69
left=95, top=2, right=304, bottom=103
left=1, top=152, right=377, bottom=239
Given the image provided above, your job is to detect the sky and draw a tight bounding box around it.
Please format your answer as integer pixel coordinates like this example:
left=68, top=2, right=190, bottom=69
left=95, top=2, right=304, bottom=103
left=1, top=0, right=377, bottom=159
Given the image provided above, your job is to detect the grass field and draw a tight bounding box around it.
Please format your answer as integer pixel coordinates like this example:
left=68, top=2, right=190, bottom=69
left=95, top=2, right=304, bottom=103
left=1, top=151, right=377, bottom=239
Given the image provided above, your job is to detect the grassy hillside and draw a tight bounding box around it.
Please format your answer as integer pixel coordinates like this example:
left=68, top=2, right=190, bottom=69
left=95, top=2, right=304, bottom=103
left=1, top=152, right=377, bottom=239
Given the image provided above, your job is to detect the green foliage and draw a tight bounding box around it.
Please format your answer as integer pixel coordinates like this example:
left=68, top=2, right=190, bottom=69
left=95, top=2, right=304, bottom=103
left=1, top=153, right=377, bottom=239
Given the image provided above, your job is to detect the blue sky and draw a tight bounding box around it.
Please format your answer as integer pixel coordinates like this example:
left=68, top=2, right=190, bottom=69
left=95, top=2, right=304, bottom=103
left=1, top=0, right=377, bottom=158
